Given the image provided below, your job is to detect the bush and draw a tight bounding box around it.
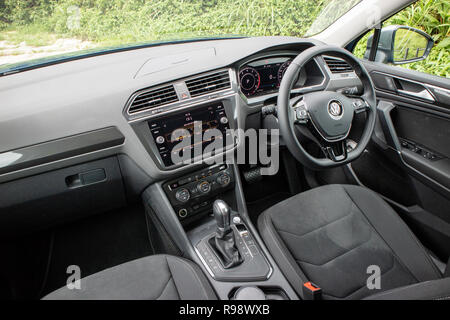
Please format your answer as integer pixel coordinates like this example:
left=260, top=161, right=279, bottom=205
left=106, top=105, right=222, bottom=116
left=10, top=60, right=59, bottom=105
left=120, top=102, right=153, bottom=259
left=0, top=0, right=329, bottom=41
left=0, top=0, right=448, bottom=77
left=353, top=0, right=449, bottom=77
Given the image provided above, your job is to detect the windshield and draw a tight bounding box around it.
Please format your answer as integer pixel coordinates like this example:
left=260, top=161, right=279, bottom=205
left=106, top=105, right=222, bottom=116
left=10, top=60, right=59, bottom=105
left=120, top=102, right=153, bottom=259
left=0, top=0, right=361, bottom=75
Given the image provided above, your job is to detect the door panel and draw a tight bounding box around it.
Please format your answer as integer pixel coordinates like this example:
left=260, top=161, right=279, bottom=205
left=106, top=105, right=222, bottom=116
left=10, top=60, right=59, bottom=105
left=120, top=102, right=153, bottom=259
left=363, top=61, right=450, bottom=198
left=393, top=107, right=450, bottom=159
left=349, top=60, right=450, bottom=261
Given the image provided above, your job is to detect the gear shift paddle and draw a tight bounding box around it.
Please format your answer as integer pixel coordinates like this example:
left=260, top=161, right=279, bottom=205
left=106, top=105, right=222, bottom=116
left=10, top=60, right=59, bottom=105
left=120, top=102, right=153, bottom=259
left=211, top=200, right=243, bottom=268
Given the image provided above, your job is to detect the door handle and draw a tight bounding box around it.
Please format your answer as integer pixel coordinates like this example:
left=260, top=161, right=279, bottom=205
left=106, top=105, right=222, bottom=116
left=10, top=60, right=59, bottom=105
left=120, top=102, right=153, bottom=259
left=397, top=88, right=435, bottom=102
left=65, top=168, right=106, bottom=188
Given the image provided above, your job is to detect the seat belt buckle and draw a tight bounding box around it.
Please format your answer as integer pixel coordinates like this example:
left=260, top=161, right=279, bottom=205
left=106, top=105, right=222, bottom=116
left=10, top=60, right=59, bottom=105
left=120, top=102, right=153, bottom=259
left=303, top=281, right=322, bottom=300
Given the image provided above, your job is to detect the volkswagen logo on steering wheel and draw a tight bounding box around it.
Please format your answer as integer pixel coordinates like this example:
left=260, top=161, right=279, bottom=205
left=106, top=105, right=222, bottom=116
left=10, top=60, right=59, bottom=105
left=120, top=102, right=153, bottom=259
left=328, top=100, right=344, bottom=120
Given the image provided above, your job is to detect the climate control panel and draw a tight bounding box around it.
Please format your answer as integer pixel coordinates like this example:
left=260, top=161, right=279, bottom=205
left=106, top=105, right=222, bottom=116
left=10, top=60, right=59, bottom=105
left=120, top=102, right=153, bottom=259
left=163, top=164, right=234, bottom=222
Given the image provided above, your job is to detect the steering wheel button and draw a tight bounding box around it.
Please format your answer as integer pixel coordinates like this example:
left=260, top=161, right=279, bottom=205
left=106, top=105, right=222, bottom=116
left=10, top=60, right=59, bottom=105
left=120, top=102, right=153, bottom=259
left=352, top=99, right=368, bottom=113
left=296, top=109, right=307, bottom=119
left=220, top=116, right=229, bottom=124
left=155, top=136, right=165, bottom=144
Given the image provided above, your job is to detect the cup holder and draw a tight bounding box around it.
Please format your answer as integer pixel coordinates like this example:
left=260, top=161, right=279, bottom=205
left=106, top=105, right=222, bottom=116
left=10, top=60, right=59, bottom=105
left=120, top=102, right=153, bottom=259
left=230, top=286, right=289, bottom=300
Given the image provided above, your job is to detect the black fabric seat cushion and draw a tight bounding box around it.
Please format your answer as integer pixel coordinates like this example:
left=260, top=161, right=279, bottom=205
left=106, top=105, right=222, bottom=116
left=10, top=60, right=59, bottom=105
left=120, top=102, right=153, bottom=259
left=43, top=254, right=216, bottom=300
left=258, top=184, right=442, bottom=299
left=365, top=278, right=450, bottom=300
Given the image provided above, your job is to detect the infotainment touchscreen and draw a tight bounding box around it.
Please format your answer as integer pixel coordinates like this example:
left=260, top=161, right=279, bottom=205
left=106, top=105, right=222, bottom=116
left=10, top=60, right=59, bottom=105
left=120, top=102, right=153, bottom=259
left=147, top=102, right=231, bottom=167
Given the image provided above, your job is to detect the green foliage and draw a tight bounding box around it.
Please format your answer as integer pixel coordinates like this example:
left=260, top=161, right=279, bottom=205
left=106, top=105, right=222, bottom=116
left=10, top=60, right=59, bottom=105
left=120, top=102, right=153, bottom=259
left=387, top=0, right=449, bottom=44
left=403, top=45, right=449, bottom=77
left=353, top=0, right=449, bottom=77
left=0, top=0, right=55, bottom=25
left=0, top=0, right=448, bottom=77
left=0, top=0, right=331, bottom=43
left=306, top=0, right=360, bottom=36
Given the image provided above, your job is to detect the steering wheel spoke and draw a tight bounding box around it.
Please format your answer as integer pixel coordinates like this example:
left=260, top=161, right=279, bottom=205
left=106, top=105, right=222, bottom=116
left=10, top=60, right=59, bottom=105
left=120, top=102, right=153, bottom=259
left=349, top=96, right=370, bottom=114
left=321, top=140, right=348, bottom=162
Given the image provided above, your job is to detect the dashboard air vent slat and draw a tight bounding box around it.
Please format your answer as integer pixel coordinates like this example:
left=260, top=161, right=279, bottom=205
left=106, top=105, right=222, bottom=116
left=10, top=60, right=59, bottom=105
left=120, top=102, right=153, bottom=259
left=128, top=85, right=179, bottom=114
left=186, top=70, right=231, bottom=97
left=323, top=57, right=353, bottom=73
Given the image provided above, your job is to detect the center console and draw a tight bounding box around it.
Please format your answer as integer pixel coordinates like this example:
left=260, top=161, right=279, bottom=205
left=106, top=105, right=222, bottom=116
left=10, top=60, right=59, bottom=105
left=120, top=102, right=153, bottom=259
left=162, top=163, right=270, bottom=283
left=163, top=164, right=235, bottom=223
left=192, top=204, right=272, bottom=282
left=142, top=162, right=298, bottom=300
left=136, top=85, right=297, bottom=299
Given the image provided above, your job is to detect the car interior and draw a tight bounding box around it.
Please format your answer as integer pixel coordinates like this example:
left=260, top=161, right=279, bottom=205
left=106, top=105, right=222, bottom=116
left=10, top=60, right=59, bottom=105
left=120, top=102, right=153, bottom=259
left=0, top=0, right=449, bottom=301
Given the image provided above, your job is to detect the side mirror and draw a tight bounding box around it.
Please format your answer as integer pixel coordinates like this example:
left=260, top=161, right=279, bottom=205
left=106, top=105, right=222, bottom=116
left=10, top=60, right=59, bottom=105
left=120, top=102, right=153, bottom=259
left=364, top=25, right=434, bottom=65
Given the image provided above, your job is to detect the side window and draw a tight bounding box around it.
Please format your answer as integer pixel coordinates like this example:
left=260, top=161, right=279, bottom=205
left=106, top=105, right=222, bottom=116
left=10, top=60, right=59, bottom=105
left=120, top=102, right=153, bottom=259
left=353, top=0, right=449, bottom=78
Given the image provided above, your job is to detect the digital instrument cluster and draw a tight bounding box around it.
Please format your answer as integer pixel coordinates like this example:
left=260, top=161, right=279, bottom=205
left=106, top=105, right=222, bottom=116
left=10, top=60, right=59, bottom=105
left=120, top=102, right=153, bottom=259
left=239, top=56, right=305, bottom=97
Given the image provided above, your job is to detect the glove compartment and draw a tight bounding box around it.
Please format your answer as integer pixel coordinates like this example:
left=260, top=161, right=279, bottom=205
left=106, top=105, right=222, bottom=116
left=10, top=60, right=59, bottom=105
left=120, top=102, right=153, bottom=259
left=0, top=156, right=126, bottom=236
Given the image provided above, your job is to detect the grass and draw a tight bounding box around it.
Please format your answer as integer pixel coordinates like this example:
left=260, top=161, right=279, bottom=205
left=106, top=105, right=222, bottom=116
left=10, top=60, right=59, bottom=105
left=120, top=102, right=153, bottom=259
left=0, top=0, right=448, bottom=76
left=0, top=25, right=59, bottom=47
left=0, top=0, right=330, bottom=44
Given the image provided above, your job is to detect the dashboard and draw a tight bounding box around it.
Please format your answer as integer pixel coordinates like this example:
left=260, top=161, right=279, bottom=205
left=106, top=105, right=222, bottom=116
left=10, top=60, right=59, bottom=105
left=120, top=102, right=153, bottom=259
left=0, top=36, right=367, bottom=236
left=0, top=36, right=360, bottom=186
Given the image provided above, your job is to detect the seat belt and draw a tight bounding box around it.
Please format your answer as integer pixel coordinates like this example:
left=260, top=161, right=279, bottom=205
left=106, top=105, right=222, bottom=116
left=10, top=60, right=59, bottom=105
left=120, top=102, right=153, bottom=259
left=302, top=281, right=322, bottom=300
left=294, top=261, right=322, bottom=300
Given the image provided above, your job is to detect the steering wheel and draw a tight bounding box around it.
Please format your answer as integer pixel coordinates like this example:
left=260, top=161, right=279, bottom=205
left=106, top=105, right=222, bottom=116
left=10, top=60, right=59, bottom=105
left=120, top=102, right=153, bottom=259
left=277, top=45, right=376, bottom=170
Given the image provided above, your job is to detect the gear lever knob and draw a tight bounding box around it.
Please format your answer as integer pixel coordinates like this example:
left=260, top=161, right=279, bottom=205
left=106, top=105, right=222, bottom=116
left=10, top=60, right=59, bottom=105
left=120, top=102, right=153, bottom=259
left=213, top=199, right=231, bottom=237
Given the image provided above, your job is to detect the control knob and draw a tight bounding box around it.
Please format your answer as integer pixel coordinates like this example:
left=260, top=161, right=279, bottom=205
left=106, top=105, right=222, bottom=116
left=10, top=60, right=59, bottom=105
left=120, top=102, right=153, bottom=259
left=197, top=180, right=211, bottom=194
left=216, top=172, right=231, bottom=186
left=175, top=188, right=190, bottom=203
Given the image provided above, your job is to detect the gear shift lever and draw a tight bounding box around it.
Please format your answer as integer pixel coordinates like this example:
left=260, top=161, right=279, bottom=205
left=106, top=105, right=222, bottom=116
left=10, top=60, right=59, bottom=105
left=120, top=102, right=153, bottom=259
left=210, top=200, right=243, bottom=268
left=213, top=200, right=231, bottom=237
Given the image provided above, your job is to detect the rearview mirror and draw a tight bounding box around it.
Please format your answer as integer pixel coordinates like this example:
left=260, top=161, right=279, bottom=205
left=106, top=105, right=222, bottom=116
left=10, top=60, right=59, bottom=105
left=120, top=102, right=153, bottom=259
left=364, top=25, right=434, bottom=65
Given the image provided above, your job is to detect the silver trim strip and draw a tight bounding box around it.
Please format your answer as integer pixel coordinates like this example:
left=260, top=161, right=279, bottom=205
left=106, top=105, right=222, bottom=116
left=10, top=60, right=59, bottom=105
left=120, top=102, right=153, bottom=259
left=194, top=247, right=215, bottom=278
left=370, top=71, right=450, bottom=103
left=397, top=88, right=435, bottom=102
left=194, top=230, right=274, bottom=281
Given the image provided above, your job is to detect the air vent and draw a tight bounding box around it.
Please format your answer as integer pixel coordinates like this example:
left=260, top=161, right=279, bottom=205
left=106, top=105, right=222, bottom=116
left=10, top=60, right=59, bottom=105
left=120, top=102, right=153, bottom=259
left=128, top=85, right=178, bottom=114
left=186, top=70, right=231, bottom=97
left=323, top=56, right=353, bottom=73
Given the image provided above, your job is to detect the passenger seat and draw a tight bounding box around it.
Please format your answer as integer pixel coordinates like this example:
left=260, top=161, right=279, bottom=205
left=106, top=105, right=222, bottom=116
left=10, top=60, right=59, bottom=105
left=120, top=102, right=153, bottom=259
left=43, top=255, right=216, bottom=300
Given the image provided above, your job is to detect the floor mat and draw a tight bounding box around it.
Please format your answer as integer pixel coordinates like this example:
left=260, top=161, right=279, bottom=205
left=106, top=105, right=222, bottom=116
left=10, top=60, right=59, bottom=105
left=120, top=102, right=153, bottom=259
left=0, top=232, right=50, bottom=299
left=41, top=205, right=154, bottom=297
